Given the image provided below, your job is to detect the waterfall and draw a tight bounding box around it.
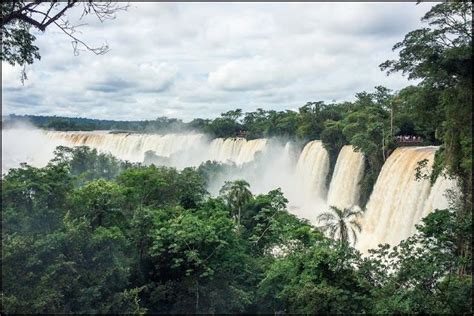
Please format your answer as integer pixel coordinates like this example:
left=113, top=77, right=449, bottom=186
left=3, top=128, right=459, bottom=252
left=293, top=140, right=330, bottom=223
left=327, top=145, right=365, bottom=210
left=208, top=137, right=267, bottom=165
left=44, top=131, right=210, bottom=166
left=420, top=173, right=459, bottom=221
left=295, top=140, right=330, bottom=201
left=44, top=131, right=268, bottom=168
left=356, top=146, right=438, bottom=253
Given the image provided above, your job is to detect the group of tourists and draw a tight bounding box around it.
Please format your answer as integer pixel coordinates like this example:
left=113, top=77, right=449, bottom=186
left=395, top=135, right=422, bottom=142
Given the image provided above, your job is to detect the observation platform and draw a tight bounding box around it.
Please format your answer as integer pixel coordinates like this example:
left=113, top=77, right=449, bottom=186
left=395, top=135, right=423, bottom=146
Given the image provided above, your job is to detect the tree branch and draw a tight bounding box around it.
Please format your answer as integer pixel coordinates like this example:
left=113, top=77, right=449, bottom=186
left=41, top=0, right=77, bottom=30
left=40, top=2, right=56, bottom=25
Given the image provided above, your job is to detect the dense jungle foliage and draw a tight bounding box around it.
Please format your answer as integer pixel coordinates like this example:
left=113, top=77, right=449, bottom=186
left=1, top=146, right=472, bottom=314
left=1, top=2, right=472, bottom=314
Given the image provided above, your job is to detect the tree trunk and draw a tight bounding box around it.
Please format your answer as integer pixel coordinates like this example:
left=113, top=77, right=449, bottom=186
left=382, top=129, right=386, bottom=161
left=390, top=105, right=393, bottom=138
left=237, top=205, right=241, bottom=233
left=195, top=279, right=199, bottom=314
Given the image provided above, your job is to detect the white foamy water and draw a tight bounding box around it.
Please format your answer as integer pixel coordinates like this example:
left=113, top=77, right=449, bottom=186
left=208, top=137, right=268, bottom=166
left=43, top=130, right=211, bottom=168
left=356, top=146, right=438, bottom=253
left=327, top=145, right=365, bottom=210
left=292, top=140, right=330, bottom=223
left=419, top=172, right=460, bottom=222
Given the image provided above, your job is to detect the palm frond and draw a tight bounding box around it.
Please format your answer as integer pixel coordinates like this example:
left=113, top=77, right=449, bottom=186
left=344, top=208, right=362, bottom=218
left=329, top=206, right=344, bottom=218
left=350, top=219, right=362, bottom=232
left=351, top=227, right=358, bottom=245
left=317, top=212, right=336, bottom=223
left=329, top=225, right=339, bottom=239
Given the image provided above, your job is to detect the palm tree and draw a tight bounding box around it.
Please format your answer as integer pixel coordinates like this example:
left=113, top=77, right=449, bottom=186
left=317, top=205, right=362, bottom=246
left=219, top=180, right=252, bottom=228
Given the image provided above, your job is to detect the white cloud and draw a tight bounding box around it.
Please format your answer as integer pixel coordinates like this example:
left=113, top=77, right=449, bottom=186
left=2, top=2, right=434, bottom=121
left=209, top=57, right=287, bottom=91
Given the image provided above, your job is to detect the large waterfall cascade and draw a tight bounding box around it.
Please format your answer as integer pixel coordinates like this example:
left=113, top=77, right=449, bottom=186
left=44, top=131, right=210, bottom=166
left=3, top=128, right=458, bottom=252
left=295, top=140, right=330, bottom=203
left=208, top=137, right=268, bottom=165
left=275, top=140, right=329, bottom=223
left=44, top=131, right=268, bottom=168
left=356, top=146, right=439, bottom=253
left=326, top=145, right=365, bottom=210
left=420, top=172, right=459, bottom=224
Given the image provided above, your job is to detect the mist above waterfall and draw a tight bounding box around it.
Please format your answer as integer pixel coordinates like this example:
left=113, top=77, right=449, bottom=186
left=1, top=124, right=63, bottom=174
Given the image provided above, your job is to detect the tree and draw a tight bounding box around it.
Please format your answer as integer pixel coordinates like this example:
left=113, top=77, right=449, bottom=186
left=219, top=180, right=253, bottom=230
left=264, top=110, right=299, bottom=138
left=296, top=101, right=327, bottom=140
left=242, top=108, right=269, bottom=139
left=361, top=209, right=472, bottom=314
left=1, top=1, right=128, bottom=81
left=175, top=167, right=208, bottom=209
left=244, top=189, right=287, bottom=247
left=147, top=201, right=253, bottom=314
left=256, top=238, right=368, bottom=314
left=1, top=160, right=143, bottom=314
left=117, top=166, right=180, bottom=209
left=317, top=206, right=362, bottom=246
left=205, top=110, right=243, bottom=138
left=1, top=161, right=73, bottom=235
left=51, top=146, right=124, bottom=185
left=69, top=179, right=125, bottom=228
left=116, top=165, right=207, bottom=211
left=380, top=2, right=472, bottom=83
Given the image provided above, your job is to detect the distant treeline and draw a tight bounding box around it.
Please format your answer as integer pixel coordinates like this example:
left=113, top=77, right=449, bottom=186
left=2, top=114, right=193, bottom=133
left=1, top=85, right=440, bottom=143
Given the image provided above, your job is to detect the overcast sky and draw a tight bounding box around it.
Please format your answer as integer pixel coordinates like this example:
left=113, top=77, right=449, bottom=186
left=2, top=2, right=435, bottom=122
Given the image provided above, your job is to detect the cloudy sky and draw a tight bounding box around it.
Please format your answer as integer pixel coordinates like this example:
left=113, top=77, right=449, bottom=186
left=2, top=2, right=435, bottom=121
